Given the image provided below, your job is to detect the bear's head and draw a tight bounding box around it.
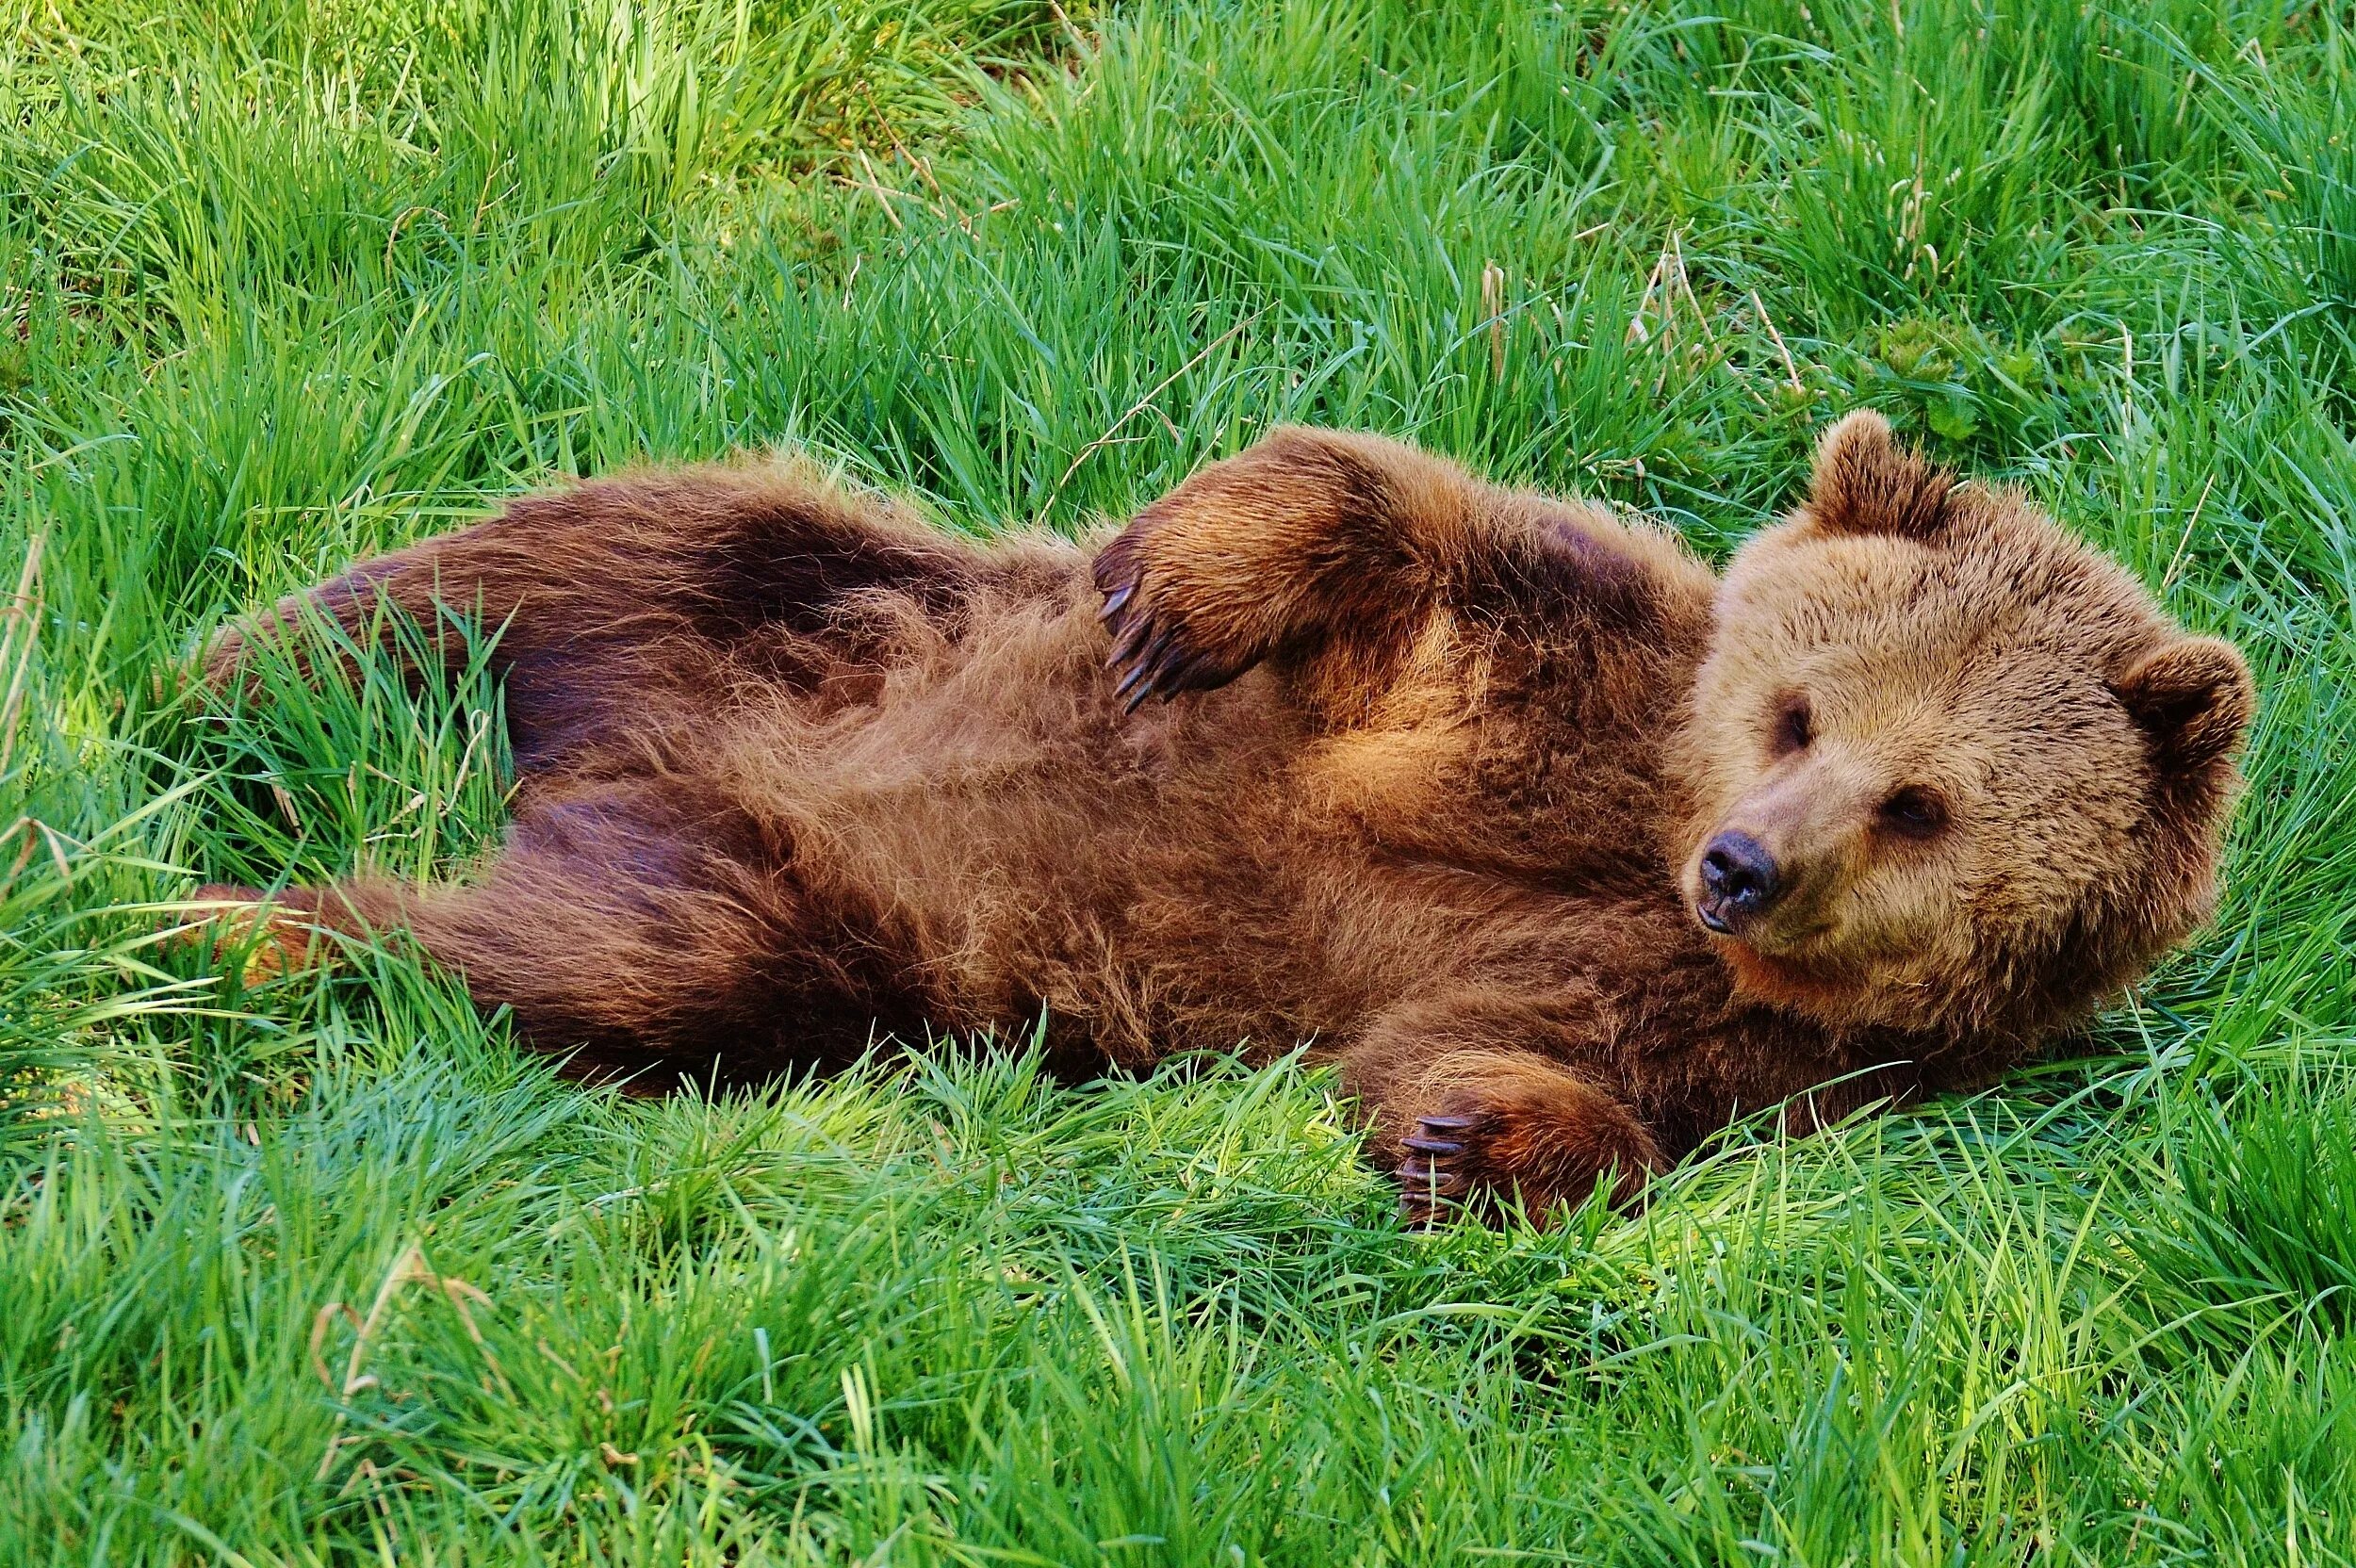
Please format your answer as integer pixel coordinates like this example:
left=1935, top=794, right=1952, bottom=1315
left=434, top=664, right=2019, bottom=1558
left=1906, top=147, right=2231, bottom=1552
left=1672, top=410, right=2255, bottom=1044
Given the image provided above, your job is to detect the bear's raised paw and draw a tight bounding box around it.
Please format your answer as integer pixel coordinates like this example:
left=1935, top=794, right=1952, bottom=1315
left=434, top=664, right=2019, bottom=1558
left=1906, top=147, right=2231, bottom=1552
left=1091, top=523, right=1265, bottom=712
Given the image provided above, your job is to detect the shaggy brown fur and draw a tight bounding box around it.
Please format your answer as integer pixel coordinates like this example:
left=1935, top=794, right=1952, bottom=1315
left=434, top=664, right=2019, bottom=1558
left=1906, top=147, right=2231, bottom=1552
left=195, top=414, right=2253, bottom=1223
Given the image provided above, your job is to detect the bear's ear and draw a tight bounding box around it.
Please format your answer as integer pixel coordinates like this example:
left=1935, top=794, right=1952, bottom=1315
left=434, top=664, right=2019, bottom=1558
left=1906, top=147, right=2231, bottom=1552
left=1806, top=409, right=1955, bottom=541
left=2110, top=635, right=2255, bottom=779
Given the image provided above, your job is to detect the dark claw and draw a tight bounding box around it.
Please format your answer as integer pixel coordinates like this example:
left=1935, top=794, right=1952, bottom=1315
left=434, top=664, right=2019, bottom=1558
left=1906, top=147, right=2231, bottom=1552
left=1398, top=1107, right=1484, bottom=1228
left=1122, top=678, right=1157, bottom=715
left=1139, top=641, right=1193, bottom=697
left=1097, top=583, right=1134, bottom=621
left=1107, top=614, right=1158, bottom=669
left=1150, top=651, right=1217, bottom=699
left=1113, top=660, right=1153, bottom=701
left=1398, top=1176, right=1461, bottom=1227
left=1398, top=1159, right=1468, bottom=1196
left=1118, top=628, right=1177, bottom=698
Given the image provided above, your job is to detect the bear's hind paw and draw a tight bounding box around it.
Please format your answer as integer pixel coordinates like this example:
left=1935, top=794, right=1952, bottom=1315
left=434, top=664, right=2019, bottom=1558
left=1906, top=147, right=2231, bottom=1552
left=173, top=885, right=338, bottom=987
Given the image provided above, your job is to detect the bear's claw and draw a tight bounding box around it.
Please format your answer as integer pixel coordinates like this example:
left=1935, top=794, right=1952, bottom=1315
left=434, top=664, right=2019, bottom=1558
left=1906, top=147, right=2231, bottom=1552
left=1104, top=604, right=1219, bottom=710
left=1396, top=1112, right=1484, bottom=1228
left=1122, top=621, right=1171, bottom=671
left=1397, top=1160, right=1466, bottom=1192
left=1092, top=542, right=1249, bottom=711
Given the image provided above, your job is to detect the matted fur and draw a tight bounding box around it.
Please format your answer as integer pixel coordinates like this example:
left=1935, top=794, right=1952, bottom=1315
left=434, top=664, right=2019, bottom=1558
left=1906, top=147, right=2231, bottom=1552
left=196, top=416, right=2253, bottom=1222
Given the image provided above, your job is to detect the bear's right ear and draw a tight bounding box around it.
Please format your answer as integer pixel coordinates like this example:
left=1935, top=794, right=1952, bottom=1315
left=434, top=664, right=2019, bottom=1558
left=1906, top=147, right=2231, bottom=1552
left=2110, top=635, right=2256, bottom=781
left=1806, top=410, right=1954, bottom=542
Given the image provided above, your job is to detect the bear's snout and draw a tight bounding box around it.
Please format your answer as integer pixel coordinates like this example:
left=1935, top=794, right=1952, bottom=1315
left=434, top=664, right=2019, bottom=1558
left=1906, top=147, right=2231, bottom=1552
left=1695, top=830, right=1782, bottom=933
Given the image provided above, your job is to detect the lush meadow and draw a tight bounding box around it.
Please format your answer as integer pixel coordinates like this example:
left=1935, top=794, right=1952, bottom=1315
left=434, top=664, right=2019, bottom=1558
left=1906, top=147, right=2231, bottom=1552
left=5, top=0, right=2356, bottom=1560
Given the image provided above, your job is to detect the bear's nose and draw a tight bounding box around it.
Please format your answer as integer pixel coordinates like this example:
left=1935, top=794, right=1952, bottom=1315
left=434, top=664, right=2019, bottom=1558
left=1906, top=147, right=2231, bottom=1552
left=1696, top=830, right=1781, bottom=932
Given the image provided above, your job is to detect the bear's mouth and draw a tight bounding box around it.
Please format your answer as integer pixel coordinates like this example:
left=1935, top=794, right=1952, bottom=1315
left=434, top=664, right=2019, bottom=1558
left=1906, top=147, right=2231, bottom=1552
left=1692, top=892, right=1839, bottom=954
left=1693, top=893, right=1744, bottom=935
left=1693, top=889, right=1784, bottom=939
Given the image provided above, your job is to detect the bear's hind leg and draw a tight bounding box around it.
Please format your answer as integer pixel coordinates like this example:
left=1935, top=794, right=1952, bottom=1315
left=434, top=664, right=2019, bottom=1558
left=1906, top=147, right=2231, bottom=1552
left=205, top=463, right=993, bottom=774
left=191, top=781, right=929, bottom=1087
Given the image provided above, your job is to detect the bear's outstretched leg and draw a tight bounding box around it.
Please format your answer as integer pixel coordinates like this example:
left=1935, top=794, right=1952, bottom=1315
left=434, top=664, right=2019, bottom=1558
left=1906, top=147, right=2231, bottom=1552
left=192, top=779, right=929, bottom=1086
left=1336, top=992, right=1664, bottom=1226
left=205, top=464, right=990, bottom=772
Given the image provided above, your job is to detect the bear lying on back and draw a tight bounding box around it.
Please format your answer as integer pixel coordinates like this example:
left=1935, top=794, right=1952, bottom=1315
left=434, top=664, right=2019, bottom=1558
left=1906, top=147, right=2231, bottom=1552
left=197, top=412, right=2253, bottom=1223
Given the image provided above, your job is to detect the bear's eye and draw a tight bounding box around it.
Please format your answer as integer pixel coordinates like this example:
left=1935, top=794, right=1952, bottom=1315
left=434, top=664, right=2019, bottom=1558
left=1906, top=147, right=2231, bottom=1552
left=1772, top=694, right=1812, bottom=757
left=1878, top=786, right=1949, bottom=840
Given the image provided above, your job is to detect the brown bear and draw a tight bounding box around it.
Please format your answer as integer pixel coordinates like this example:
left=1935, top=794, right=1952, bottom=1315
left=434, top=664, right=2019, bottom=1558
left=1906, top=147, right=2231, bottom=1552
left=194, top=412, right=2253, bottom=1224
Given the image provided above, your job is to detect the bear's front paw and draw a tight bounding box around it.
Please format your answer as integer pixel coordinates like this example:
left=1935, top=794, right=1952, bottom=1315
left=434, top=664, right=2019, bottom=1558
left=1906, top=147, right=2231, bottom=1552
left=1090, top=522, right=1268, bottom=713
left=1394, top=1086, right=1660, bottom=1230
left=1396, top=1111, right=1485, bottom=1228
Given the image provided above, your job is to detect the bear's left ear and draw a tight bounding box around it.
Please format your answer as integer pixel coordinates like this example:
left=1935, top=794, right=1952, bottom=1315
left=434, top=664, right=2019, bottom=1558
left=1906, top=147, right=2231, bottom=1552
left=1806, top=409, right=1955, bottom=542
left=2110, top=635, right=2255, bottom=779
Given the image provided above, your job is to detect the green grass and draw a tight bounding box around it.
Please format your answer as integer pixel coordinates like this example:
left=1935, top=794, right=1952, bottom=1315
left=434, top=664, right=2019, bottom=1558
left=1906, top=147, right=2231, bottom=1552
left=5, top=0, right=2356, bottom=1559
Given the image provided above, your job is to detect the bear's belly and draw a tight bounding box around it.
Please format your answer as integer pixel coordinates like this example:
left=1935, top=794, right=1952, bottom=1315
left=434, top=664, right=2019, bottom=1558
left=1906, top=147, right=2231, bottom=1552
left=677, top=629, right=1321, bottom=1057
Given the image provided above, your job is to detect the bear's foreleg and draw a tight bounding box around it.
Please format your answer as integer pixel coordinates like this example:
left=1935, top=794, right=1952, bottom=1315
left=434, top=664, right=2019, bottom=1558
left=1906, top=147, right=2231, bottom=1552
left=1091, top=426, right=1493, bottom=708
left=1336, top=992, right=1663, bottom=1227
